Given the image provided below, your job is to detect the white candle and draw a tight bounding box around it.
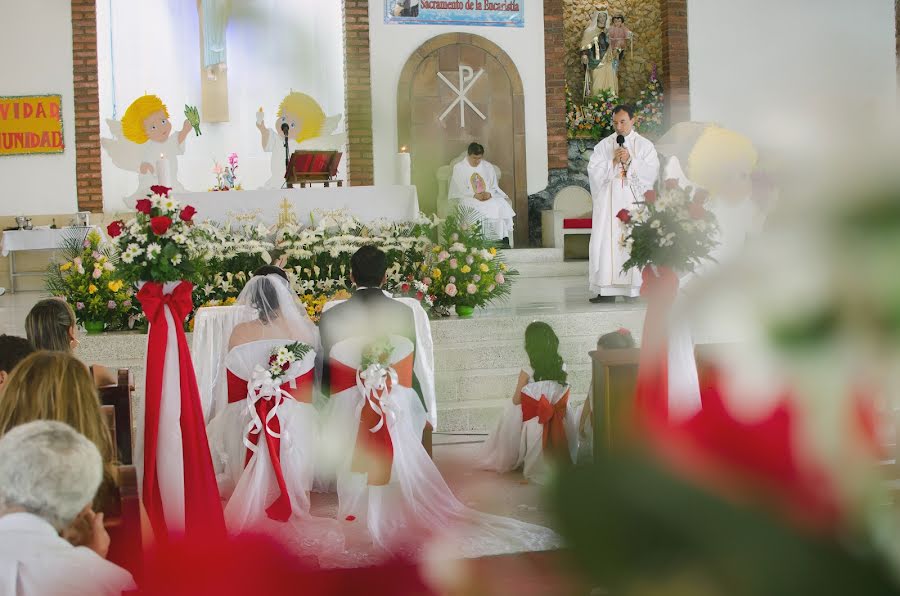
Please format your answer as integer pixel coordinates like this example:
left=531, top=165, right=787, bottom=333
left=156, top=153, right=171, bottom=187
left=397, top=149, right=411, bottom=186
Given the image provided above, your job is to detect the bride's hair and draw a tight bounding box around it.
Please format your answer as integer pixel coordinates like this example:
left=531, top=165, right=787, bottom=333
left=248, top=271, right=289, bottom=324
left=524, top=321, right=567, bottom=385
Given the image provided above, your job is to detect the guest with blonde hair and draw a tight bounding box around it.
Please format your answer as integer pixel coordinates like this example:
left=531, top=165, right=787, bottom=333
left=0, top=351, right=117, bottom=510
left=25, top=297, right=117, bottom=387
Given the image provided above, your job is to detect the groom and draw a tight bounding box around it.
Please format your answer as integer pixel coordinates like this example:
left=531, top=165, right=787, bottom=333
left=319, top=246, right=423, bottom=414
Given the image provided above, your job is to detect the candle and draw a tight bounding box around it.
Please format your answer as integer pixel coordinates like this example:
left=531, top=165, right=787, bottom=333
left=156, top=153, right=170, bottom=187
left=397, top=148, right=411, bottom=186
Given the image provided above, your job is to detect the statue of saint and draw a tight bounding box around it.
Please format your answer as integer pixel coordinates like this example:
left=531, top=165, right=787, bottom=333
left=580, top=9, right=618, bottom=97
left=608, top=15, right=634, bottom=71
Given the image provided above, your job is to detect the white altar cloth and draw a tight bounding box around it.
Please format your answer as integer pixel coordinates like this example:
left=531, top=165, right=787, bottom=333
left=174, top=185, right=420, bottom=225
left=1, top=226, right=102, bottom=257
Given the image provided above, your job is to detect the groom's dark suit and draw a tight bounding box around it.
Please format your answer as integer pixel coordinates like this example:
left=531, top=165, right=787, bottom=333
left=319, top=287, right=424, bottom=411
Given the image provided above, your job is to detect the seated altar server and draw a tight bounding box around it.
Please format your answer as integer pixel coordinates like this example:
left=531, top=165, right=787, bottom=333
left=205, top=270, right=347, bottom=563
left=478, top=322, right=578, bottom=484
left=448, top=142, right=516, bottom=244
left=0, top=421, right=135, bottom=595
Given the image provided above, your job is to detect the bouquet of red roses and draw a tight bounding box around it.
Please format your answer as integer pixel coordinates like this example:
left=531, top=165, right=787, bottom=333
left=106, top=186, right=205, bottom=284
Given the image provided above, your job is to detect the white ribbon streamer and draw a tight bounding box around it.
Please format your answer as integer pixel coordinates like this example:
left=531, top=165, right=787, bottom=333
left=241, top=364, right=298, bottom=454
left=354, top=363, right=399, bottom=434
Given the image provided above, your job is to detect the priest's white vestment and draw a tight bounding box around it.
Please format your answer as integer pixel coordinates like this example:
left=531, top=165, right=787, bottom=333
left=448, top=159, right=515, bottom=241
left=587, top=130, right=659, bottom=297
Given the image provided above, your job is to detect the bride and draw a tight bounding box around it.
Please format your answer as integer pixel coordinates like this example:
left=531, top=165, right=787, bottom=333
left=205, top=267, right=346, bottom=562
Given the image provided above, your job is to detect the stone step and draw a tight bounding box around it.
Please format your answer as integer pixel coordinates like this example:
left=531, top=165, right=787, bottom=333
left=513, top=260, right=588, bottom=278
left=499, top=247, right=563, bottom=264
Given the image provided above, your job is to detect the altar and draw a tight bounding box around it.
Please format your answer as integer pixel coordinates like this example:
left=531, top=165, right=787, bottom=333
left=174, top=185, right=420, bottom=225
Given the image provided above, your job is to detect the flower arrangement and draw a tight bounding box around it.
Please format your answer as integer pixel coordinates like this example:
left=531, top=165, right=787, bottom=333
left=424, top=207, right=516, bottom=313
left=277, top=209, right=437, bottom=296
left=298, top=289, right=351, bottom=323
left=361, top=337, right=393, bottom=370
left=619, top=180, right=719, bottom=274
left=392, top=275, right=436, bottom=308
left=634, top=66, right=664, bottom=139
left=193, top=216, right=274, bottom=306
left=45, top=230, right=138, bottom=331
left=566, top=86, right=619, bottom=140
left=107, top=186, right=205, bottom=284
left=264, top=342, right=313, bottom=383
left=210, top=153, right=241, bottom=191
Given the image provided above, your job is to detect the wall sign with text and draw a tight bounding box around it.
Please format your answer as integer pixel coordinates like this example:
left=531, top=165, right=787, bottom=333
left=0, top=95, right=64, bottom=156
left=384, top=0, right=523, bottom=27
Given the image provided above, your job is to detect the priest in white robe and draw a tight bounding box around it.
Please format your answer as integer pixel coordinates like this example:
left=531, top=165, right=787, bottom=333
left=448, top=143, right=516, bottom=244
left=587, top=106, right=659, bottom=302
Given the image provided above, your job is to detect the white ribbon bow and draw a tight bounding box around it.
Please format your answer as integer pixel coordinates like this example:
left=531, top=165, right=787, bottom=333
left=242, top=364, right=298, bottom=454
left=354, top=363, right=399, bottom=434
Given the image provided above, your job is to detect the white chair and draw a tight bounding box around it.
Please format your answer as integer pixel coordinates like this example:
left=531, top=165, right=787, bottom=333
left=541, top=186, right=593, bottom=250
left=436, top=150, right=510, bottom=219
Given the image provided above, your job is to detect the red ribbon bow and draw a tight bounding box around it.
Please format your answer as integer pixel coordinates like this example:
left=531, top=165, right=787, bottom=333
left=521, top=390, right=572, bottom=464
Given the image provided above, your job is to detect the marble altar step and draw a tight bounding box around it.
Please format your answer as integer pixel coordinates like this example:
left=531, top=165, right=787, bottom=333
left=500, top=247, right=588, bottom=278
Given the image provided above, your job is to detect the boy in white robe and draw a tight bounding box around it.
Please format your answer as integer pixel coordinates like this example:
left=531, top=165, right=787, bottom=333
left=586, top=105, right=659, bottom=302
left=448, top=143, right=516, bottom=244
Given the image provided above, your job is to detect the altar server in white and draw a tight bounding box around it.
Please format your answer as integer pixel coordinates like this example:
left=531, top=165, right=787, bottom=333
left=448, top=143, right=516, bottom=244
left=0, top=421, right=135, bottom=595
left=587, top=105, right=659, bottom=302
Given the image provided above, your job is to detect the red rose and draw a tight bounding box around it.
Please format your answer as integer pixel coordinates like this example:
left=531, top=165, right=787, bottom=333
left=180, top=205, right=197, bottom=222
left=150, top=215, right=172, bottom=235
left=269, top=354, right=277, bottom=365
left=415, top=291, right=424, bottom=301
left=616, top=208, right=632, bottom=223
left=693, top=189, right=710, bottom=203
left=345, top=515, right=356, bottom=522
left=135, top=198, right=152, bottom=215
left=689, top=201, right=707, bottom=220
left=400, top=283, right=410, bottom=293
left=150, top=185, right=171, bottom=197
left=281, top=361, right=290, bottom=371
left=643, top=189, right=657, bottom=204
left=107, top=220, right=124, bottom=238
left=665, top=178, right=680, bottom=190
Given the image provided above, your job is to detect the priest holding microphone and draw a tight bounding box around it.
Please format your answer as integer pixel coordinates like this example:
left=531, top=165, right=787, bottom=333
left=586, top=105, right=659, bottom=303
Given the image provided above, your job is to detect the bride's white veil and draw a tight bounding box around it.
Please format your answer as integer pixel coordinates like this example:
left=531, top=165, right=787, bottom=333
left=233, top=273, right=321, bottom=353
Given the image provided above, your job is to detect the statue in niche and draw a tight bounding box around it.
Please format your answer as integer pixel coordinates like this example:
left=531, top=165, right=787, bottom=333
left=608, top=15, right=634, bottom=71
left=580, top=8, right=618, bottom=97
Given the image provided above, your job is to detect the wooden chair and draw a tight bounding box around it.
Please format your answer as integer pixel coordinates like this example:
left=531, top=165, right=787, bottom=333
left=590, top=344, right=723, bottom=460
left=99, top=370, right=142, bottom=577
left=99, top=369, right=133, bottom=465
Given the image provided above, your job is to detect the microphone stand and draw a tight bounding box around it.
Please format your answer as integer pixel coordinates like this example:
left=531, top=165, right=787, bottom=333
left=282, top=125, right=291, bottom=189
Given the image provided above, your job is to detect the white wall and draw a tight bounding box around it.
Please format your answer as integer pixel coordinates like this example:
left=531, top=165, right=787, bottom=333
left=368, top=1, right=549, bottom=194
left=688, top=0, right=897, bottom=155
left=0, top=0, right=77, bottom=217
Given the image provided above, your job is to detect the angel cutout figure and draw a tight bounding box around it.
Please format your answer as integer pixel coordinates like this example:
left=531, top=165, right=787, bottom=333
left=256, top=92, right=347, bottom=189
left=101, top=95, right=193, bottom=207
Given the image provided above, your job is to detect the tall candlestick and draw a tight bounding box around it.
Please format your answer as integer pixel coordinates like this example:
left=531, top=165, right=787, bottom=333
left=156, top=153, right=171, bottom=187
left=397, top=148, right=411, bottom=186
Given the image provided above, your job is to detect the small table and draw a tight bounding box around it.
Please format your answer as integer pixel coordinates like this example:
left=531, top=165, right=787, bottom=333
left=0, top=227, right=99, bottom=293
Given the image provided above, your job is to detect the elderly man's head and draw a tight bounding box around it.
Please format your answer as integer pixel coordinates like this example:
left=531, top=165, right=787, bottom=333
left=0, top=420, right=102, bottom=531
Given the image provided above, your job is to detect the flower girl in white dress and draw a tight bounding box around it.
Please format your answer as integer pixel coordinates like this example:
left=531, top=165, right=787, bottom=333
left=478, top=322, right=579, bottom=484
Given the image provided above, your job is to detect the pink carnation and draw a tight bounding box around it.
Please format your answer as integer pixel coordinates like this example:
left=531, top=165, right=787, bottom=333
left=449, top=258, right=458, bottom=269
left=92, top=268, right=102, bottom=279
left=494, top=273, right=505, bottom=284
left=107, top=300, right=116, bottom=309
left=437, top=251, right=450, bottom=262
left=445, top=283, right=458, bottom=297
left=423, top=277, right=432, bottom=285
left=466, top=284, right=477, bottom=295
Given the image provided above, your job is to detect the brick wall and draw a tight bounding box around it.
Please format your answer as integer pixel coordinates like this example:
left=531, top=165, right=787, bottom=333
left=71, top=0, right=103, bottom=212
left=544, top=0, right=568, bottom=170
left=342, top=0, right=375, bottom=186
left=660, top=0, right=690, bottom=125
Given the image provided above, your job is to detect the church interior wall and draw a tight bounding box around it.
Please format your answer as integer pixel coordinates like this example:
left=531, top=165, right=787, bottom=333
left=367, top=0, right=550, bottom=197
left=687, top=0, right=897, bottom=157
left=0, top=0, right=78, bottom=217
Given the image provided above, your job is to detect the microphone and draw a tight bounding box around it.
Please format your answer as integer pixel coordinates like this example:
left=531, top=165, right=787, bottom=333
left=616, top=134, right=628, bottom=176
left=281, top=122, right=290, bottom=136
